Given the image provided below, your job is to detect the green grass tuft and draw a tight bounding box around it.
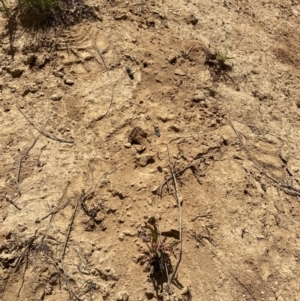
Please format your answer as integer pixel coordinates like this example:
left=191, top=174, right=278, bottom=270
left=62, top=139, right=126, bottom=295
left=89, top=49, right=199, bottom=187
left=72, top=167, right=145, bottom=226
left=19, top=0, right=59, bottom=11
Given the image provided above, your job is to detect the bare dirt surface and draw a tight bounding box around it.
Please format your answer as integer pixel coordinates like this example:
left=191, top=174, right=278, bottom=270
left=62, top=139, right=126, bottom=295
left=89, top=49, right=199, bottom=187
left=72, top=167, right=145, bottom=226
left=1, top=1, right=300, bottom=300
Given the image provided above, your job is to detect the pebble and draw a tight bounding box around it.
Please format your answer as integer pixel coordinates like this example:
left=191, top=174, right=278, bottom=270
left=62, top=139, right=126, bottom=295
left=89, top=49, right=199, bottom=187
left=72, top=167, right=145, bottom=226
left=145, top=290, right=154, bottom=299
left=122, top=229, right=135, bottom=237
left=174, top=68, right=186, bottom=76
left=138, top=154, right=155, bottom=167
left=192, top=91, right=206, bottom=103
left=10, top=68, right=24, bottom=78
left=64, top=78, right=74, bottom=86
left=116, top=291, right=129, bottom=301
left=118, top=233, right=125, bottom=241
left=198, top=145, right=209, bottom=155
left=167, top=54, right=177, bottom=64
left=152, top=186, right=159, bottom=194
left=22, top=86, right=38, bottom=96
left=53, top=71, right=64, bottom=78
left=50, top=94, right=62, bottom=101
left=124, top=142, right=131, bottom=149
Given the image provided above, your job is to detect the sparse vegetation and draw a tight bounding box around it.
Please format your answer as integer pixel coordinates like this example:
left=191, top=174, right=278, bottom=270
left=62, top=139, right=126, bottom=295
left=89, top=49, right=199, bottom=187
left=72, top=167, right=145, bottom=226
left=205, top=46, right=235, bottom=82
left=19, top=0, right=59, bottom=10
left=138, top=221, right=180, bottom=278
left=215, top=50, right=235, bottom=63
left=0, top=0, right=10, bottom=16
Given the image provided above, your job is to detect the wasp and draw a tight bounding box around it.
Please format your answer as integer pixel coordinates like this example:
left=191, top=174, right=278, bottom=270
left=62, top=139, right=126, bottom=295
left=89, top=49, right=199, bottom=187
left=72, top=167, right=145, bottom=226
left=125, top=67, right=134, bottom=80
left=153, top=126, right=161, bottom=137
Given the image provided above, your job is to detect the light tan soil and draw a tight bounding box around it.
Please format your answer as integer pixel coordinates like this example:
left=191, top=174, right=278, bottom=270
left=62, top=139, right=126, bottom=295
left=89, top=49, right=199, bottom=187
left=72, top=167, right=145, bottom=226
left=1, top=1, right=300, bottom=300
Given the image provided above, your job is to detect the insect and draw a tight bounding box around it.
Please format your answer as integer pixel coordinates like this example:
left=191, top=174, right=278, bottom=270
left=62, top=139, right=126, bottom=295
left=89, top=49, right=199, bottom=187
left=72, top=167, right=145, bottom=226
left=153, top=126, right=161, bottom=137
left=125, top=67, right=134, bottom=80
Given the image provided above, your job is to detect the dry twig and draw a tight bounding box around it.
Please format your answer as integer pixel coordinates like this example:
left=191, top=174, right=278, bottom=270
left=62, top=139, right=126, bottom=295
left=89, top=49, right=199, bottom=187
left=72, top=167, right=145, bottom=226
left=228, top=116, right=300, bottom=197
left=61, top=196, right=80, bottom=259
left=37, top=181, right=71, bottom=221
left=59, top=194, right=82, bottom=301
left=14, top=113, right=51, bottom=203
left=17, top=103, right=74, bottom=144
left=166, top=145, right=182, bottom=281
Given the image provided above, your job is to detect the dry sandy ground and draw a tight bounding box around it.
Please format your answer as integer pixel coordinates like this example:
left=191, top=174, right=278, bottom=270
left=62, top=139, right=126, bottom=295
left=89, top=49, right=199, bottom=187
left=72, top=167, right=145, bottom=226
left=1, top=0, right=300, bottom=300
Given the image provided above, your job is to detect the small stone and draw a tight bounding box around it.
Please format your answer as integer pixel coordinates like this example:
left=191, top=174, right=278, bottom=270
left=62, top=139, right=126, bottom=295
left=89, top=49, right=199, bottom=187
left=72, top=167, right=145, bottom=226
left=138, top=154, right=155, bottom=167
left=8, top=85, right=16, bottom=92
left=3, top=101, right=10, bottom=112
left=174, top=69, right=186, bottom=76
left=169, top=125, right=180, bottom=132
left=135, top=145, right=146, bottom=154
left=122, top=229, right=135, bottom=237
left=124, top=142, right=131, bottom=148
left=118, top=233, right=125, bottom=241
left=10, top=68, right=24, bottom=78
left=145, top=291, right=154, bottom=299
left=22, top=85, right=38, bottom=97
left=167, top=54, right=177, bottom=64
left=116, top=291, right=129, bottom=301
left=192, top=91, right=206, bottom=103
left=56, top=65, right=64, bottom=72
left=296, top=101, right=300, bottom=108
left=51, top=94, right=62, bottom=101
left=198, top=145, right=209, bottom=155
left=64, top=78, right=74, bottom=86
left=152, top=186, right=159, bottom=194
left=53, top=71, right=64, bottom=78
left=210, top=104, right=219, bottom=114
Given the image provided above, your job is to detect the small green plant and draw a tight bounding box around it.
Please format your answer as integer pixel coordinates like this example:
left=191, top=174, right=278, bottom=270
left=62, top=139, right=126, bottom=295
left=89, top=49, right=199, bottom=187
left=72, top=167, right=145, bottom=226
left=0, top=0, right=10, bottom=17
left=19, top=0, right=59, bottom=11
left=215, top=50, right=235, bottom=62
left=205, top=46, right=235, bottom=82
left=138, top=221, right=180, bottom=277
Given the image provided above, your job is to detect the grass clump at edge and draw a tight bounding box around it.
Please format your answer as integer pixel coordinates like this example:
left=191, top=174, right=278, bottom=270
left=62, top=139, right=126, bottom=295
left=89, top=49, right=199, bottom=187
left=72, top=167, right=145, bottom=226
left=0, top=0, right=11, bottom=16
left=19, top=0, right=59, bottom=11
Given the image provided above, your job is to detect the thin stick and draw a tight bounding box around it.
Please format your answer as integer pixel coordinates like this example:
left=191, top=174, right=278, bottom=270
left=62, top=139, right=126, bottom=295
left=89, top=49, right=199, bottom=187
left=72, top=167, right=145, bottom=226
left=37, top=181, right=71, bottom=221
left=185, top=45, right=195, bottom=57
left=59, top=195, right=82, bottom=301
left=60, top=259, right=83, bottom=301
left=61, top=196, right=80, bottom=259
left=14, top=235, right=37, bottom=273
left=17, top=253, right=28, bottom=297
left=158, top=161, right=200, bottom=196
left=166, top=145, right=182, bottom=281
left=168, top=135, right=195, bottom=145
left=16, top=104, right=74, bottom=144
left=92, top=32, right=114, bottom=121
left=228, top=117, right=300, bottom=197
left=5, top=195, right=21, bottom=210
left=14, top=113, right=52, bottom=203
left=191, top=214, right=213, bottom=222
